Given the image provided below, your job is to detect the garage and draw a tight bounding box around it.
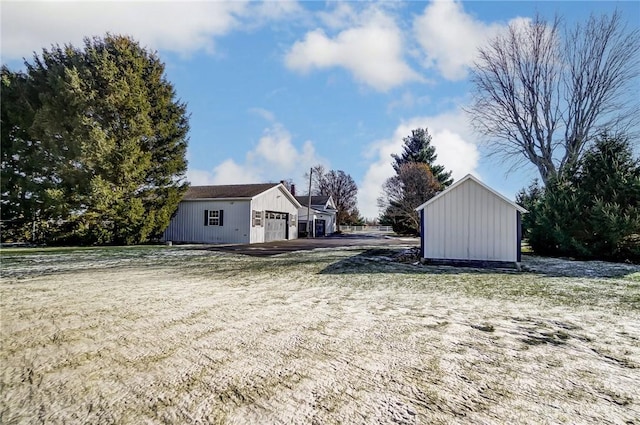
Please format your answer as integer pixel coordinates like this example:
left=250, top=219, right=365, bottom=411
left=163, top=182, right=300, bottom=245
left=264, top=212, right=288, bottom=242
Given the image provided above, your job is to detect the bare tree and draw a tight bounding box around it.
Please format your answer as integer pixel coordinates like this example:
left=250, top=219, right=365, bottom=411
left=468, top=12, right=639, bottom=184
left=378, top=163, right=440, bottom=234
left=307, top=164, right=327, bottom=195
left=307, top=166, right=358, bottom=225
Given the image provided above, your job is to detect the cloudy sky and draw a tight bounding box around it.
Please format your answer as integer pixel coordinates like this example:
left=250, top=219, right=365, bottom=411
left=2, top=0, right=638, bottom=218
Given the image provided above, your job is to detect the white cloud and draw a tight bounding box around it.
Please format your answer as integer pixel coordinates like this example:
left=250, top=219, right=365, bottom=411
left=0, top=1, right=302, bottom=61
left=248, top=107, right=276, bottom=122
left=358, top=110, right=480, bottom=219
left=413, top=0, right=516, bottom=80
left=186, top=162, right=259, bottom=186
left=253, top=0, right=304, bottom=22
left=387, top=91, right=431, bottom=113
left=187, top=122, right=324, bottom=188
left=210, top=159, right=262, bottom=185
left=317, top=3, right=357, bottom=30
left=249, top=124, right=303, bottom=171
left=285, top=6, right=422, bottom=91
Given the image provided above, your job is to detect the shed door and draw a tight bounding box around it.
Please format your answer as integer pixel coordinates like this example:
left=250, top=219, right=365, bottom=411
left=265, top=212, right=288, bottom=242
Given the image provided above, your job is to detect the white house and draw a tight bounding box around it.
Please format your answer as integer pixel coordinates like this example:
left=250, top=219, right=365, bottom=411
left=295, top=196, right=337, bottom=237
left=163, top=183, right=301, bottom=244
left=415, top=174, right=527, bottom=266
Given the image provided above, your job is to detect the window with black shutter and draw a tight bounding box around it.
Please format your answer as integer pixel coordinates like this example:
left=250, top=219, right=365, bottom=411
left=205, top=210, right=224, bottom=226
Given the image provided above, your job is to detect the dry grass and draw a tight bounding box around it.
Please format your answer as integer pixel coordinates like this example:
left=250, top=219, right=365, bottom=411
left=1, top=246, right=639, bottom=424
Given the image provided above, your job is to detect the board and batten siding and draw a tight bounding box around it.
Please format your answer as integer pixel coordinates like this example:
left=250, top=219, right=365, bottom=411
left=163, top=200, right=251, bottom=244
left=250, top=186, right=299, bottom=243
left=423, top=178, right=519, bottom=262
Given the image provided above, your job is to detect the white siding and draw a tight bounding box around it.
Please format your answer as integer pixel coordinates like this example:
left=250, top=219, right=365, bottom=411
left=298, top=210, right=337, bottom=233
left=163, top=200, right=251, bottom=244
left=423, top=179, right=518, bottom=262
left=249, top=186, right=299, bottom=243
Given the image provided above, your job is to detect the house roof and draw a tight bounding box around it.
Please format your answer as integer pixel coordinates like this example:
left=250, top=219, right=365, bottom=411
left=184, top=183, right=280, bottom=200
left=295, top=195, right=335, bottom=208
left=295, top=195, right=327, bottom=206
left=299, top=207, right=334, bottom=216
left=415, top=174, right=527, bottom=213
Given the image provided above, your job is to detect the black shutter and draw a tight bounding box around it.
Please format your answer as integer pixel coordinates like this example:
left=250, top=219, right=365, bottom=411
left=204, top=210, right=209, bottom=226
left=517, top=211, right=522, bottom=262
left=219, top=210, right=224, bottom=226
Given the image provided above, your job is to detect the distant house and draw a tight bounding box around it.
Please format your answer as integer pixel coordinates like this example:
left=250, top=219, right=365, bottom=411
left=163, top=183, right=301, bottom=244
left=295, top=195, right=337, bottom=237
left=415, top=174, right=527, bottom=267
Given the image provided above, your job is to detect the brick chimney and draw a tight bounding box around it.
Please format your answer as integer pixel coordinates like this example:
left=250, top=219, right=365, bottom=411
left=291, top=184, right=296, bottom=196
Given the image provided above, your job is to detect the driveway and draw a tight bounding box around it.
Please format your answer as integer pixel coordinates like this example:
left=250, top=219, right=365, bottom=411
left=205, top=233, right=419, bottom=256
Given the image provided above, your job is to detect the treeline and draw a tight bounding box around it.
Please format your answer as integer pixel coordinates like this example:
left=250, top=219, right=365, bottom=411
left=1, top=35, right=189, bottom=245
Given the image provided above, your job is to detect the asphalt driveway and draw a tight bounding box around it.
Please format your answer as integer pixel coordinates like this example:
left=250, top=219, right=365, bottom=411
left=205, top=233, right=419, bottom=256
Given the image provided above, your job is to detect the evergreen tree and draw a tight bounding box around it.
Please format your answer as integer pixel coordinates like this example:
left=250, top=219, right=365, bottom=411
left=526, top=133, right=640, bottom=262
left=391, top=128, right=453, bottom=187
left=1, top=35, right=189, bottom=245
left=515, top=179, right=544, bottom=239
left=577, top=134, right=640, bottom=259
left=380, top=128, right=453, bottom=234
left=1, top=67, right=45, bottom=242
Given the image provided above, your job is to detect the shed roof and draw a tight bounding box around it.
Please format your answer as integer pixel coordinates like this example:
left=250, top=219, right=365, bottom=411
left=415, top=174, right=527, bottom=213
left=184, top=183, right=279, bottom=200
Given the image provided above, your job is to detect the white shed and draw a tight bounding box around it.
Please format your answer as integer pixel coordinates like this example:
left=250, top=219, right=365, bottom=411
left=415, top=174, right=527, bottom=266
left=163, top=183, right=301, bottom=244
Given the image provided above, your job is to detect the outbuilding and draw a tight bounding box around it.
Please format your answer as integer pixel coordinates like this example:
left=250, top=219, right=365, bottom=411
left=163, top=183, right=301, bottom=244
left=415, top=174, right=527, bottom=267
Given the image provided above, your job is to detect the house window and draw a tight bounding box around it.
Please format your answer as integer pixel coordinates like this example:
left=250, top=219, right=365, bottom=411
left=209, top=210, right=220, bottom=225
left=291, top=214, right=297, bottom=226
left=252, top=210, right=262, bottom=227
left=204, top=209, right=224, bottom=226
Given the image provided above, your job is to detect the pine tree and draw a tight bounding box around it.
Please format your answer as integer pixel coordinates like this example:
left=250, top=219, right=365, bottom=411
left=1, top=35, right=189, bottom=245
left=527, top=133, right=640, bottom=262
left=1, top=67, right=44, bottom=241
left=391, top=128, right=453, bottom=187
left=515, top=179, right=544, bottom=239
left=578, top=134, right=640, bottom=259
left=380, top=128, right=453, bottom=234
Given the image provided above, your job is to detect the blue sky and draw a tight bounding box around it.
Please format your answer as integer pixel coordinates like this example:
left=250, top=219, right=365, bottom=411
left=2, top=1, right=639, bottom=218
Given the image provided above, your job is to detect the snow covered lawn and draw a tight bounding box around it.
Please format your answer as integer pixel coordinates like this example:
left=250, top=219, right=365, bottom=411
left=1, top=246, right=639, bottom=424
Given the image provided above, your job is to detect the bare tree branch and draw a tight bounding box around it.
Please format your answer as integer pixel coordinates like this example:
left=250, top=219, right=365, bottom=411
left=307, top=165, right=358, bottom=225
left=379, top=163, right=440, bottom=234
left=467, top=11, right=639, bottom=184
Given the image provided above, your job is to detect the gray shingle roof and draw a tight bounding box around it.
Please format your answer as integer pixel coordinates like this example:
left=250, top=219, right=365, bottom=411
left=184, top=183, right=279, bottom=200
left=295, top=195, right=331, bottom=207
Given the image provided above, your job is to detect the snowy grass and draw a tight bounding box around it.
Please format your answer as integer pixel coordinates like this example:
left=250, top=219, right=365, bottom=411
left=1, top=246, right=639, bottom=424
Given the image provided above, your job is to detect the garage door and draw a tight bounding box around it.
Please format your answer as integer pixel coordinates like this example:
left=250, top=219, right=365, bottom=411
left=265, top=212, right=288, bottom=242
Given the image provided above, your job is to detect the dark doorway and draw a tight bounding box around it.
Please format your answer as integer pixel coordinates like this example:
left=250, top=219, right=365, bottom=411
left=315, top=219, right=326, bottom=237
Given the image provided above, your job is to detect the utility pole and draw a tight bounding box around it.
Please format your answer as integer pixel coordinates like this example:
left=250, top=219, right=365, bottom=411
left=307, top=167, right=312, bottom=238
